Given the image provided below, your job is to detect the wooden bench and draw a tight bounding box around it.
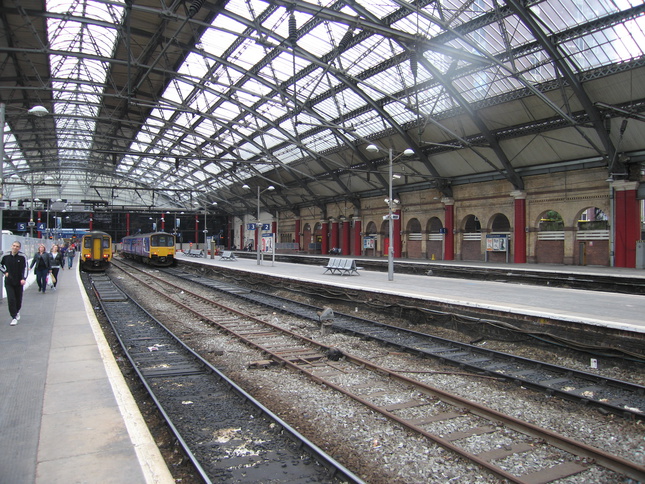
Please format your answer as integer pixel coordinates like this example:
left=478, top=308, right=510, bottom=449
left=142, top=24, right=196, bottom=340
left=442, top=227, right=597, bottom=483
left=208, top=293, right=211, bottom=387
left=323, top=258, right=362, bottom=276
left=184, top=249, right=204, bottom=257
left=219, top=250, right=237, bottom=261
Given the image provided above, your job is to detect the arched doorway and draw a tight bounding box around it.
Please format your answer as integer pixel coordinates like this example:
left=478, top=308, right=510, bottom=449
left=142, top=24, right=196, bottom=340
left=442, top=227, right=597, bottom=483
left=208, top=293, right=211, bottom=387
left=406, top=218, right=422, bottom=259
left=302, top=223, right=312, bottom=253
left=461, top=214, right=482, bottom=261
left=426, top=217, right=444, bottom=260
left=575, top=207, right=609, bottom=266
left=364, top=221, right=378, bottom=256
left=487, top=213, right=511, bottom=263
left=536, top=210, right=564, bottom=264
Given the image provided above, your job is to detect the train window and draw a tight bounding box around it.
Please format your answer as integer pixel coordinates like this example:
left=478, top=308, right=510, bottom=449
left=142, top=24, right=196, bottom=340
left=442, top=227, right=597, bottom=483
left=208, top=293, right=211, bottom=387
left=84, top=238, right=92, bottom=248
left=152, top=235, right=174, bottom=246
left=102, top=237, right=110, bottom=248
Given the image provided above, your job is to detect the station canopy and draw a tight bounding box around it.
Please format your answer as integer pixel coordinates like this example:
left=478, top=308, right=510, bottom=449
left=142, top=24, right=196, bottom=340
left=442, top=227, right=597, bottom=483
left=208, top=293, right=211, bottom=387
left=1, top=0, right=644, bottom=216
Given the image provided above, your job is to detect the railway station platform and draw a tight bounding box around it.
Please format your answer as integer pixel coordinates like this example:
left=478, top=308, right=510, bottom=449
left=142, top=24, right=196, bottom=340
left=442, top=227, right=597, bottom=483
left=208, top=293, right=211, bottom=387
left=0, top=261, right=173, bottom=484
left=179, top=252, right=644, bottom=334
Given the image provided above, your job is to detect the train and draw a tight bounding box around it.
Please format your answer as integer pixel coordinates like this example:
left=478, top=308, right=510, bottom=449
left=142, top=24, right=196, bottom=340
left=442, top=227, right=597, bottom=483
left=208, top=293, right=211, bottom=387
left=120, top=232, right=176, bottom=267
left=79, top=231, right=113, bottom=272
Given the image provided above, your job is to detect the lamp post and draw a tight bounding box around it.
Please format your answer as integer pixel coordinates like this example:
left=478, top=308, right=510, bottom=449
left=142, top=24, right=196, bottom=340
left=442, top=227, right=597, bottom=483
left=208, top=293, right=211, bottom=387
left=366, top=144, right=414, bottom=281
left=243, top=184, right=275, bottom=265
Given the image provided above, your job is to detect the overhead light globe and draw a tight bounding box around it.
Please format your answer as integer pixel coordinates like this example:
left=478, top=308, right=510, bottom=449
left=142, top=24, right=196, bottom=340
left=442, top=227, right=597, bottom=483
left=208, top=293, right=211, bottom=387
left=28, top=105, right=49, bottom=117
left=366, top=144, right=379, bottom=153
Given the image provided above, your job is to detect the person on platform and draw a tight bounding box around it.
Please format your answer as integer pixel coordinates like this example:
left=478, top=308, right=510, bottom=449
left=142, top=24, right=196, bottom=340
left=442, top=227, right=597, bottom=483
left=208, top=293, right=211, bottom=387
left=30, top=244, right=52, bottom=293
left=66, top=244, right=76, bottom=269
left=0, top=241, right=29, bottom=326
left=49, top=244, right=63, bottom=290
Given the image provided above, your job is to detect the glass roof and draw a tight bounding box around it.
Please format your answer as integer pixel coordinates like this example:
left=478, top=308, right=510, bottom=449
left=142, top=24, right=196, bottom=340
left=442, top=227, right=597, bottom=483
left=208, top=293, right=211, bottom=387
left=1, top=0, right=644, bottom=213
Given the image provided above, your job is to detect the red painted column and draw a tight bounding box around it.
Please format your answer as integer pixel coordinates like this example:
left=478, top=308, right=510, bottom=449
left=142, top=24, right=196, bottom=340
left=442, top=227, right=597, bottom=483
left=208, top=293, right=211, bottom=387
left=442, top=198, right=455, bottom=260
left=512, top=190, right=527, bottom=264
left=353, top=218, right=362, bottom=256
left=194, top=214, right=199, bottom=244
left=321, top=221, right=329, bottom=255
left=342, top=219, right=351, bottom=255
left=161, top=215, right=165, bottom=231
left=330, top=219, right=339, bottom=250
left=89, top=213, right=93, bottom=231
left=37, top=211, right=42, bottom=238
left=393, top=208, right=402, bottom=258
left=295, top=218, right=301, bottom=249
left=613, top=181, right=640, bottom=267
left=126, top=213, right=130, bottom=236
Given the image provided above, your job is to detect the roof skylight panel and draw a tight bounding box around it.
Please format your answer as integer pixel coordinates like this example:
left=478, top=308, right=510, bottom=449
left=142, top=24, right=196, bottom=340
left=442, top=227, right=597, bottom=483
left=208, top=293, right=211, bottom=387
left=300, top=132, right=341, bottom=153
left=273, top=144, right=304, bottom=165
left=513, top=52, right=557, bottom=83
left=560, top=20, right=645, bottom=69
left=390, top=8, right=445, bottom=38
left=293, top=67, right=333, bottom=99
left=532, top=0, right=613, bottom=33
left=200, top=24, right=246, bottom=58
left=336, top=36, right=389, bottom=76
left=436, top=0, right=494, bottom=27
left=301, top=22, right=349, bottom=58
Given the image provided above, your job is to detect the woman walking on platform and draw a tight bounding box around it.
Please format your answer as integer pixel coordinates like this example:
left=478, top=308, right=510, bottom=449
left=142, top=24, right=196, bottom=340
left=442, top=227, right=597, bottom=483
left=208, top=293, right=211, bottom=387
left=30, top=244, right=52, bottom=293
left=49, top=245, right=63, bottom=290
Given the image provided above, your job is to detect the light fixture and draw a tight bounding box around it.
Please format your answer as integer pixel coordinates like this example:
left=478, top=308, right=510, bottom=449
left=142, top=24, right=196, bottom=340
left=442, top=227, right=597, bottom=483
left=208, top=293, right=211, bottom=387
left=27, top=105, right=49, bottom=117
left=365, top=144, right=414, bottom=281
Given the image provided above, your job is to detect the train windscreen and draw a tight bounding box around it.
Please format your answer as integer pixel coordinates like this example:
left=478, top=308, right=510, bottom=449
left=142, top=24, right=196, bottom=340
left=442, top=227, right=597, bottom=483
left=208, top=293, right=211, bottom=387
left=152, top=234, right=174, bottom=247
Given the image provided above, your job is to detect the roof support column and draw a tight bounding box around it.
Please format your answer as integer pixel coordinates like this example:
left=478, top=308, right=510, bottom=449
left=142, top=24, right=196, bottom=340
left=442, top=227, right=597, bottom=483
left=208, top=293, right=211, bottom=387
left=611, top=181, right=640, bottom=268
left=330, top=218, right=339, bottom=251
left=295, top=218, right=301, bottom=250
left=353, top=218, right=362, bottom=257
left=320, top=220, right=329, bottom=255
left=511, top=190, right=527, bottom=264
left=341, top=219, right=350, bottom=256
left=442, top=198, right=455, bottom=261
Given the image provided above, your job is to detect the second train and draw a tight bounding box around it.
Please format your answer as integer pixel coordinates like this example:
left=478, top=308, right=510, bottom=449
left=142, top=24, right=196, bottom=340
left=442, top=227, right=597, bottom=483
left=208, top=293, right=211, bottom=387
left=121, top=232, right=176, bottom=267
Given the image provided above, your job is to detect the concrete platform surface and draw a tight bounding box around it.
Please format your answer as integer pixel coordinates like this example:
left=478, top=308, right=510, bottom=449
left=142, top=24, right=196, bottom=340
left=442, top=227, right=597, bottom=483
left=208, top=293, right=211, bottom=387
left=0, top=259, right=173, bottom=484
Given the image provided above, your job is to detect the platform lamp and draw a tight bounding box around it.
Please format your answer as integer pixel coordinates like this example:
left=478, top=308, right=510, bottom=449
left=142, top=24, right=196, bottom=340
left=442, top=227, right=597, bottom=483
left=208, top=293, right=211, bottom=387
left=243, top=184, right=275, bottom=265
left=365, top=144, right=415, bottom=281
left=0, top=104, right=49, bottom=252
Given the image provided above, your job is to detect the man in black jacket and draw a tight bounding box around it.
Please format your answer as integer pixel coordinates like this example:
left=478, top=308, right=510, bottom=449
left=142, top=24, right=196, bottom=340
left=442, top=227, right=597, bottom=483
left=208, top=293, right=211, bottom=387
left=1, top=241, right=29, bottom=326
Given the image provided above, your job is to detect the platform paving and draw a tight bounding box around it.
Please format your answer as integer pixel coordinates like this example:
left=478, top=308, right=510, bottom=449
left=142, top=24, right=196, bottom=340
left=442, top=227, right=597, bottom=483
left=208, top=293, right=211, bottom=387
left=0, top=259, right=173, bottom=484
left=181, top=252, right=645, bottom=334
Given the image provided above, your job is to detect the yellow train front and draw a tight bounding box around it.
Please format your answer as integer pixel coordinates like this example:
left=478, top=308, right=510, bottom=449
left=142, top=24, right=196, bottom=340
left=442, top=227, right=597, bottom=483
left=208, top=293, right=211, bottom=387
left=79, top=231, right=113, bottom=272
left=121, top=232, right=176, bottom=267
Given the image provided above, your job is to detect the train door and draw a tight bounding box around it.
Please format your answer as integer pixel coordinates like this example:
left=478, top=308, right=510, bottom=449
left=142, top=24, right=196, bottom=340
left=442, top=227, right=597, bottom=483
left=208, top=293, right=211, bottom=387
left=91, top=235, right=103, bottom=260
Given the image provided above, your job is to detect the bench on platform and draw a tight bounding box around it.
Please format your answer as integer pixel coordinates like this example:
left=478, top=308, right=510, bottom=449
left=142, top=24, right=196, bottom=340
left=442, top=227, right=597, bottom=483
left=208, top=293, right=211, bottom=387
left=184, top=249, right=204, bottom=257
left=323, top=257, right=362, bottom=276
left=219, top=250, right=237, bottom=261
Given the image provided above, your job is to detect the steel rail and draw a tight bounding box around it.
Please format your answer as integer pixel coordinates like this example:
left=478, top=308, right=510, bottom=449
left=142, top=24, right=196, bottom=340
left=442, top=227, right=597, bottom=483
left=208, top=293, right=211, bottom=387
left=92, top=269, right=364, bottom=484
left=114, top=260, right=645, bottom=483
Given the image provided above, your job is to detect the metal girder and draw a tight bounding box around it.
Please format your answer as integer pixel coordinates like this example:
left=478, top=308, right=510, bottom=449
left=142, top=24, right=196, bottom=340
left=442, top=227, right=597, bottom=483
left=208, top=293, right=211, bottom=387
left=506, top=0, right=617, bottom=168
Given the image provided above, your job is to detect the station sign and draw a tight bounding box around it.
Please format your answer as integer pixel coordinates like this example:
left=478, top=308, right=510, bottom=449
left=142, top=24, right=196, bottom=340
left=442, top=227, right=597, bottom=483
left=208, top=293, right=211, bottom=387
left=247, top=223, right=271, bottom=231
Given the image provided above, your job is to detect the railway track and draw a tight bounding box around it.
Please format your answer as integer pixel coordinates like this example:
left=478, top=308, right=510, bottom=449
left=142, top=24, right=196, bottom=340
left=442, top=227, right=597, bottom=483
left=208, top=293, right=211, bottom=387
left=84, top=270, right=363, bottom=484
left=160, top=265, right=645, bottom=421
left=109, top=260, right=645, bottom=484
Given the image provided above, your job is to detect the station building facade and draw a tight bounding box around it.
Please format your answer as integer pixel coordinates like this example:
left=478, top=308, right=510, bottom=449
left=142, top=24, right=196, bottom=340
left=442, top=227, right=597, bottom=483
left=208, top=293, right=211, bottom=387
left=236, top=167, right=643, bottom=268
